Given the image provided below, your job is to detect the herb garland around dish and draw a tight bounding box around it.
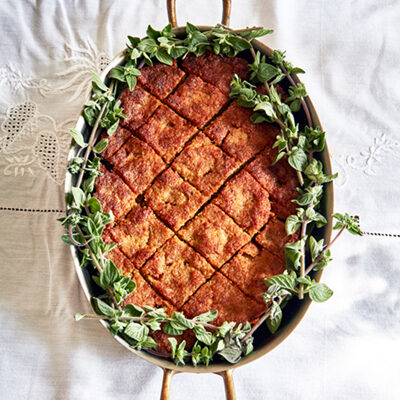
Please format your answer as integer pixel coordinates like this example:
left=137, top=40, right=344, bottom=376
left=60, top=23, right=361, bottom=366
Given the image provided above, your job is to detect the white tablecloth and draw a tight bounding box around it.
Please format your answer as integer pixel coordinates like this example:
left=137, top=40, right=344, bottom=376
left=1, top=1, right=399, bottom=399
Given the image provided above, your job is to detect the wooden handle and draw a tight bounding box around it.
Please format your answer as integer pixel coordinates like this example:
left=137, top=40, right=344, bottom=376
left=216, top=370, right=236, bottom=400
left=159, top=368, right=236, bottom=400
left=160, top=368, right=176, bottom=400
left=166, top=0, right=232, bottom=28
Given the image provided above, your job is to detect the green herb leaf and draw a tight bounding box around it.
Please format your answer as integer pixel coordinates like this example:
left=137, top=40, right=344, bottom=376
left=69, top=128, right=87, bottom=148
left=90, top=71, right=108, bottom=92
left=218, top=321, right=236, bottom=338
left=308, top=283, right=333, bottom=302
left=264, top=273, right=296, bottom=292
left=256, top=63, right=280, bottom=82
left=266, top=302, right=282, bottom=334
left=227, top=35, right=251, bottom=53
left=195, top=310, right=218, bottom=323
left=91, top=297, right=116, bottom=317
left=155, top=47, right=173, bottom=65
left=285, top=215, right=301, bottom=235
left=309, top=236, right=324, bottom=261
left=75, top=313, right=85, bottom=321
left=86, top=197, right=102, bottom=213
left=146, top=25, right=161, bottom=40
left=219, top=347, right=242, bottom=364
left=124, top=322, right=149, bottom=341
left=71, top=187, right=85, bottom=207
left=123, top=304, right=144, bottom=317
left=109, top=66, right=126, bottom=82
left=169, top=337, right=178, bottom=359
left=140, top=336, right=158, bottom=349
left=93, top=138, right=108, bottom=153
left=125, top=74, right=137, bottom=91
left=170, top=312, right=195, bottom=330
left=163, top=322, right=184, bottom=336
left=99, top=261, right=120, bottom=289
left=193, top=325, right=214, bottom=346
left=288, top=147, right=307, bottom=171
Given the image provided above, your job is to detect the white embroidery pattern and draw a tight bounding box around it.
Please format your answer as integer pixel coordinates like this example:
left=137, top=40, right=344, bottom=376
left=4, top=154, right=35, bottom=177
left=47, top=39, right=111, bottom=102
left=346, top=133, right=399, bottom=176
left=0, top=101, right=75, bottom=184
left=329, top=153, right=348, bottom=187
left=0, top=64, right=51, bottom=96
left=0, top=39, right=110, bottom=185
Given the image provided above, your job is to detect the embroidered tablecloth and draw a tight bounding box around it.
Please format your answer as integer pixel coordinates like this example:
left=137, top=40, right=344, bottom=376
left=1, top=1, right=399, bottom=399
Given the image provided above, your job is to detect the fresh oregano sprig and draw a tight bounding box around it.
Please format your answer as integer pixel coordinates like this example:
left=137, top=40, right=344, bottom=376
left=75, top=303, right=253, bottom=366
left=241, top=213, right=362, bottom=342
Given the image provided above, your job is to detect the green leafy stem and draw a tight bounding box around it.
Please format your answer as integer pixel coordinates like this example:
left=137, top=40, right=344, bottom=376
left=76, top=302, right=253, bottom=366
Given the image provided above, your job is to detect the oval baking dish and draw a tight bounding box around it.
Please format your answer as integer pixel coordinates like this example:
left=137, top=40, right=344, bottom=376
left=64, top=1, right=334, bottom=398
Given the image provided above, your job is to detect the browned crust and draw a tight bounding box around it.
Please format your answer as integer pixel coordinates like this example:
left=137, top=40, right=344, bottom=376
left=136, top=105, right=197, bottom=163
left=165, top=75, right=229, bottom=127
left=220, top=242, right=285, bottom=303
left=204, top=101, right=254, bottom=145
left=177, top=204, right=250, bottom=269
left=119, top=85, right=160, bottom=131
left=182, top=51, right=249, bottom=95
left=171, top=133, right=239, bottom=196
left=137, top=60, right=185, bottom=100
left=246, top=146, right=298, bottom=220
left=103, top=236, right=175, bottom=312
left=109, top=136, right=166, bottom=195
left=221, top=120, right=278, bottom=163
left=100, top=126, right=132, bottom=161
left=205, top=101, right=279, bottom=162
left=213, top=170, right=271, bottom=235
left=108, top=206, right=174, bottom=268
left=94, top=165, right=136, bottom=220
left=102, top=228, right=136, bottom=276
left=145, top=168, right=208, bottom=231
left=255, top=217, right=298, bottom=261
left=141, top=237, right=214, bottom=308
left=182, top=272, right=265, bottom=326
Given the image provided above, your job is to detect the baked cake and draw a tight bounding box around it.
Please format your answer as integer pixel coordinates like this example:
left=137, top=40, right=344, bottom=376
left=94, top=52, right=298, bottom=354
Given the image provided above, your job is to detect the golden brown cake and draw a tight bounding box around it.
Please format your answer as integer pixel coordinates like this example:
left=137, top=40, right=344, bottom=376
left=145, top=168, right=208, bottom=230
left=94, top=52, right=299, bottom=353
left=165, top=74, right=228, bottom=127
left=220, top=242, right=284, bottom=303
left=141, top=236, right=214, bottom=308
left=136, top=105, right=197, bottom=163
left=182, top=273, right=265, bottom=326
left=108, top=135, right=166, bottom=195
left=178, top=204, right=251, bottom=268
left=213, top=170, right=271, bottom=235
left=171, top=133, right=239, bottom=196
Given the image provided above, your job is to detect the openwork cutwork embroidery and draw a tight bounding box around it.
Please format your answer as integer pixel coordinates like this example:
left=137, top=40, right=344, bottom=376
left=346, top=133, right=399, bottom=176
left=0, top=39, right=110, bottom=185
left=0, top=100, right=75, bottom=184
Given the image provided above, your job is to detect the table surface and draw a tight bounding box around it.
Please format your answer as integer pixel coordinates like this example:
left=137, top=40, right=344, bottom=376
left=0, top=1, right=399, bottom=399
